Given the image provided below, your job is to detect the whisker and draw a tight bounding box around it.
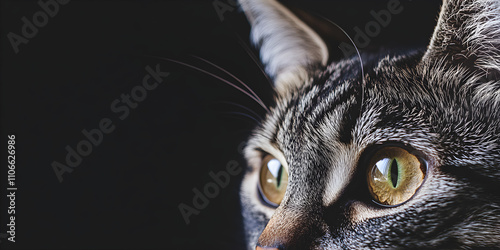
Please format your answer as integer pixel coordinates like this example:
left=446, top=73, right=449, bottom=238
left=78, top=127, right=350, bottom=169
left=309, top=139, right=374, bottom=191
left=313, top=14, right=366, bottom=111
left=224, top=111, right=261, bottom=125
left=191, top=55, right=270, bottom=112
left=234, top=34, right=274, bottom=88
left=149, top=55, right=270, bottom=112
left=219, top=101, right=264, bottom=121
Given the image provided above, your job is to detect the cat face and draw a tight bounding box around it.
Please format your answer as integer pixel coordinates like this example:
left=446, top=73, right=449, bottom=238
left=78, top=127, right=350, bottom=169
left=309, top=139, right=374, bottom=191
left=238, top=0, right=500, bottom=249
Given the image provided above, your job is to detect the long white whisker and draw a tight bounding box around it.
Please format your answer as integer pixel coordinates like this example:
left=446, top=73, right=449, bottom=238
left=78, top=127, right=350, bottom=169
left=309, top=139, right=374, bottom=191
left=150, top=56, right=270, bottom=112
left=315, top=15, right=366, bottom=108
left=191, top=55, right=270, bottom=112
left=235, top=34, right=274, bottom=88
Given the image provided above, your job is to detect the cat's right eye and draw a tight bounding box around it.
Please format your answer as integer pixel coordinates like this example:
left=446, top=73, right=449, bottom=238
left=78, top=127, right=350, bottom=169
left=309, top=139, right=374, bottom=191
left=258, top=154, right=288, bottom=206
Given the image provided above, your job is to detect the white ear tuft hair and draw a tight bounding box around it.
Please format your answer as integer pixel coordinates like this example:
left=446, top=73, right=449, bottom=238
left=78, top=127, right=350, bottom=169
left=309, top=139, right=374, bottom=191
left=239, top=0, right=329, bottom=94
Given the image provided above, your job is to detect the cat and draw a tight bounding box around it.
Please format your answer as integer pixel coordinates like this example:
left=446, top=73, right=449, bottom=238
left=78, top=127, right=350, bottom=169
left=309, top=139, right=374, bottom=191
left=237, top=0, right=500, bottom=249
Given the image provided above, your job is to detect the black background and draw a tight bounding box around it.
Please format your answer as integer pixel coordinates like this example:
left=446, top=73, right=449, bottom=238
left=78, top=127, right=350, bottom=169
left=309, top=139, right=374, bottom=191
left=1, top=0, right=441, bottom=249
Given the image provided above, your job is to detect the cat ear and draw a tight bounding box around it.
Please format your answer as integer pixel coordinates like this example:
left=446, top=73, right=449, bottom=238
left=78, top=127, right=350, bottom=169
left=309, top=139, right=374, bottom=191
left=422, top=0, right=500, bottom=79
left=239, top=0, right=329, bottom=94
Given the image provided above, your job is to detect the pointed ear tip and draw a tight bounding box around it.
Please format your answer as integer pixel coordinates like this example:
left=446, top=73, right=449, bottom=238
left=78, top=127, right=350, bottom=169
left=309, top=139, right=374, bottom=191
left=239, top=0, right=329, bottom=93
left=423, top=0, right=500, bottom=73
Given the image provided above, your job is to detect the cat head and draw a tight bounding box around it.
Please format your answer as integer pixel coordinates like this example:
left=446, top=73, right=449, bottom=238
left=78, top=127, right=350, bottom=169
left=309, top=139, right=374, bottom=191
left=239, top=0, right=500, bottom=249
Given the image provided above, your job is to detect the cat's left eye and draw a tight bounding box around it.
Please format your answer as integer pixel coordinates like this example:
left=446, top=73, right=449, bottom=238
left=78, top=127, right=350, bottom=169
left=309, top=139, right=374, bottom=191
left=258, top=154, right=288, bottom=206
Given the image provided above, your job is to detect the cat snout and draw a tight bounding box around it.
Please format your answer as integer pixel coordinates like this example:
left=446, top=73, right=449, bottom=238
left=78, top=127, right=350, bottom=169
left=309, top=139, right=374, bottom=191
left=255, top=204, right=328, bottom=250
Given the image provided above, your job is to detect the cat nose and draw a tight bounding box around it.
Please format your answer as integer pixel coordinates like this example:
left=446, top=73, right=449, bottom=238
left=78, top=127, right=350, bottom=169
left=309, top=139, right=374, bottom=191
left=256, top=205, right=325, bottom=250
left=256, top=246, right=279, bottom=250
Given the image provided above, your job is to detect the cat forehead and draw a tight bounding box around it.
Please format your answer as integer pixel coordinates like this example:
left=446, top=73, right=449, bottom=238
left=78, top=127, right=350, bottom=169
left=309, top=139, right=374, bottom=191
left=250, top=54, right=422, bottom=147
left=247, top=49, right=500, bottom=156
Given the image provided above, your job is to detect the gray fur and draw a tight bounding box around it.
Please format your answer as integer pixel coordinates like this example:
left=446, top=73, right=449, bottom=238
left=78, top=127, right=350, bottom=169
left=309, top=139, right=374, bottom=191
left=239, top=0, right=500, bottom=249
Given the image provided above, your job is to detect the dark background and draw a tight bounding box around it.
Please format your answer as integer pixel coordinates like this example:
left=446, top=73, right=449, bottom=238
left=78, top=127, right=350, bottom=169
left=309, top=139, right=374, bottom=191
left=0, top=0, right=441, bottom=249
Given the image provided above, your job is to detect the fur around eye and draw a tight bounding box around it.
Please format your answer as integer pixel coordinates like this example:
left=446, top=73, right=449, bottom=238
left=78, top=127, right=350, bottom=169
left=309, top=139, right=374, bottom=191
left=366, top=147, right=427, bottom=206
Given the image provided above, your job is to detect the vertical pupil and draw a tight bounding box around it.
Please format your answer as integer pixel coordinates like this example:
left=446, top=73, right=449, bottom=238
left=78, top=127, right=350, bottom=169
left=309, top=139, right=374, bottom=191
left=276, top=166, right=282, bottom=188
left=390, top=159, right=398, bottom=188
